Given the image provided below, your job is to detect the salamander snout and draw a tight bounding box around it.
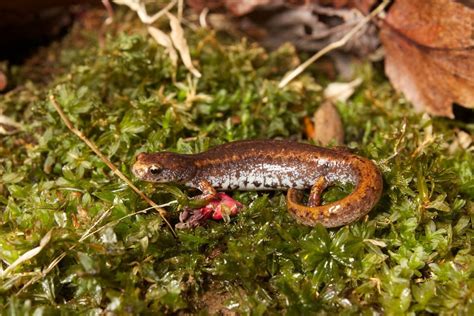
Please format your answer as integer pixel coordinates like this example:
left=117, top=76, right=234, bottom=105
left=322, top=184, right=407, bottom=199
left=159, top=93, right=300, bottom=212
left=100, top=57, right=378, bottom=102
left=132, top=152, right=197, bottom=184
left=132, top=152, right=163, bottom=181
left=132, top=153, right=151, bottom=179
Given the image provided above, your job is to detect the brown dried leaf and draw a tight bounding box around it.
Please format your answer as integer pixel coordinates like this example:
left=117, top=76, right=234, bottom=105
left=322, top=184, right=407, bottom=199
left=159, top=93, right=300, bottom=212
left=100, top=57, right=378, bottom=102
left=449, top=129, right=473, bottom=153
left=380, top=0, right=474, bottom=118
left=323, top=78, right=362, bottom=102
left=147, top=26, right=178, bottom=67
left=187, top=0, right=377, bottom=15
left=167, top=12, right=202, bottom=78
left=188, top=0, right=380, bottom=57
left=312, top=101, right=344, bottom=145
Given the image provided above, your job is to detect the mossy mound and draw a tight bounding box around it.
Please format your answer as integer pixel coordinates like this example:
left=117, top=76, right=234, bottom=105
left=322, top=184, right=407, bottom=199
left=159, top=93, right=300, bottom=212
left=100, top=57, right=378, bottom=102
left=0, top=10, right=473, bottom=314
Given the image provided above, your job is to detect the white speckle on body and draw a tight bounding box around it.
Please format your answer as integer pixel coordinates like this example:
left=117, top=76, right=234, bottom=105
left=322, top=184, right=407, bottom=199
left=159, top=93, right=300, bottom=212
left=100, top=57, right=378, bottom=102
left=328, top=204, right=342, bottom=214
left=260, top=163, right=296, bottom=173
left=187, top=156, right=356, bottom=191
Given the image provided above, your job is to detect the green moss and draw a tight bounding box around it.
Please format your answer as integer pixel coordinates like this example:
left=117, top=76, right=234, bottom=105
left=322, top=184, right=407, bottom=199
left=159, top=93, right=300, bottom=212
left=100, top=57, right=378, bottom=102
left=0, top=12, right=473, bottom=315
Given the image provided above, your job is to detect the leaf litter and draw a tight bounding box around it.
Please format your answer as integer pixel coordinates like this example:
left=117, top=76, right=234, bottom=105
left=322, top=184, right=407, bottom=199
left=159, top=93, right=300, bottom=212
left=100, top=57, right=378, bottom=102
left=380, top=0, right=474, bottom=117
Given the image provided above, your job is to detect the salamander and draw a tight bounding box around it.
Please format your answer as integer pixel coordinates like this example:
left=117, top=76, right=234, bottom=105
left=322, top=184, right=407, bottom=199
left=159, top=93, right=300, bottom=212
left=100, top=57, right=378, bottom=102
left=132, top=140, right=383, bottom=227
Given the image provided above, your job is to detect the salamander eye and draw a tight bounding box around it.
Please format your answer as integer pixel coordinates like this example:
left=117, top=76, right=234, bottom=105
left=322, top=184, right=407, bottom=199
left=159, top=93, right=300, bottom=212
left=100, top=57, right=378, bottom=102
left=149, top=166, right=161, bottom=175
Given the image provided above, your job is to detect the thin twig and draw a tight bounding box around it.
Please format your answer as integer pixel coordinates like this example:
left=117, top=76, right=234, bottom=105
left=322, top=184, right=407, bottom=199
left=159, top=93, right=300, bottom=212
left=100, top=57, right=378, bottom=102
left=79, top=207, right=114, bottom=242
left=178, top=0, right=184, bottom=21
left=147, top=0, right=178, bottom=24
left=49, top=94, right=177, bottom=238
left=81, top=201, right=178, bottom=241
left=1, top=230, right=53, bottom=278
left=278, top=0, right=390, bottom=88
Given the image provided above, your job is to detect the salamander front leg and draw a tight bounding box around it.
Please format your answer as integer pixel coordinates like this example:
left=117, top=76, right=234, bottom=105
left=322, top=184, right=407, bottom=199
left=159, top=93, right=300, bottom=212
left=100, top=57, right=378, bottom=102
left=186, top=180, right=218, bottom=209
left=176, top=180, right=243, bottom=229
left=177, top=180, right=217, bottom=229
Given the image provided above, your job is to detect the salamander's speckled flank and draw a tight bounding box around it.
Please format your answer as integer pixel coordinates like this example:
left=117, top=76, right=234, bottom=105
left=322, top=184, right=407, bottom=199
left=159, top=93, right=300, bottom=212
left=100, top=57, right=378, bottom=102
left=132, top=140, right=383, bottom=227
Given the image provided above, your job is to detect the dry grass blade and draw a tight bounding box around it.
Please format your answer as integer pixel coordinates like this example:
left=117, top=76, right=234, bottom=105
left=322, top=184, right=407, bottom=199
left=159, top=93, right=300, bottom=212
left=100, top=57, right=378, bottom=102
left=178, top=0, right=184, bottom=21
left=112, top=0, right=200, bottom=78
left=144, top=0, right=178, bottom=24
left=1, top=230, right=52, bottom=278
left=48, top=94, right=177, bottom=238
left=324, top=78, right=362, bottom=102
left=148, top=26, right=178, bottom=66
left=81, top=201, right=178, bottom=241
left=411, top=115, right=436, bottom=158
left=167, top=12, right=202, bottom=78
left=278, top=0, right=390, bottom=88
left=0, top=114, right=22, bottom=135
left=113, top=0, right=177, bottom=24
left=199, top=7, right=209, bottom=28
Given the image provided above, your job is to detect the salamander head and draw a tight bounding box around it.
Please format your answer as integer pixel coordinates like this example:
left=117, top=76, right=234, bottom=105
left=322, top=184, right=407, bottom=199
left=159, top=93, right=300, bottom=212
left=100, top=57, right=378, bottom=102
left=132, top=152, right=196, bottom=183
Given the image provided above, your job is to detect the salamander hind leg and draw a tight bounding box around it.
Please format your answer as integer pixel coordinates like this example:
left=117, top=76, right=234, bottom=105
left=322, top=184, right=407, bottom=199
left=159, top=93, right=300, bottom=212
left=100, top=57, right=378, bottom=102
left=308, top=176, right=327, bottom=207
left=286, top=177, right=329, bottom=226
left=287, top=188, right=322, bottom=226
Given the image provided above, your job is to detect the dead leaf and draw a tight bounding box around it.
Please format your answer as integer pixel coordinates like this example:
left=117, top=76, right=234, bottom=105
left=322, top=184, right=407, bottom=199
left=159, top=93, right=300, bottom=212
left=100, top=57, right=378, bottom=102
left=311, top=101, right=344, bottom=145
left=147, top=26, right=178, bottom=67
left=0, top=114, right=22, bottom=135
left=188, top=0, right=377, bottom=15
left=188, top=1, right=380, bottom=57
left=449, top=129, right=473, bottom=153
left=380, top=0, right=474, bottom=118
left=323, top=78, right=362, bottom=102
left=167, top=12, right=202, bottom=78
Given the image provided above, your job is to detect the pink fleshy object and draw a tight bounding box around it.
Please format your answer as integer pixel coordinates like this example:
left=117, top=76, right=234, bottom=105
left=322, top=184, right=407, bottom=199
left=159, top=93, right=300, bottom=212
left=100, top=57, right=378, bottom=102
left=211, top=193, right=243, bottom=220
left=198, top=193, right=243, bottom=221
left=176, top=193, right=243, bottom=229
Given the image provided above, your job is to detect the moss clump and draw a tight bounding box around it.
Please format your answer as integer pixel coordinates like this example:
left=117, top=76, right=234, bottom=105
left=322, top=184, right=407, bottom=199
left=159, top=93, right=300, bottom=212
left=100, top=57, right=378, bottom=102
left=0, top=11, right=473, bottom=314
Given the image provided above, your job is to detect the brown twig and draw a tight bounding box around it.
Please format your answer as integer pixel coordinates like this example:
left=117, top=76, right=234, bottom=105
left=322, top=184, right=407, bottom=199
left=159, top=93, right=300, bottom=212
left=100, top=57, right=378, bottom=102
left=49, top=94, right=177, bottom=238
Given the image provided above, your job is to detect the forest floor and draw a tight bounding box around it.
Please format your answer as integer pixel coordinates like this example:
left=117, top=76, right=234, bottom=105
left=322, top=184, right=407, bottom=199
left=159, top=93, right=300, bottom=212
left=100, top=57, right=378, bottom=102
left=0, top=7, right=473, bottom=315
